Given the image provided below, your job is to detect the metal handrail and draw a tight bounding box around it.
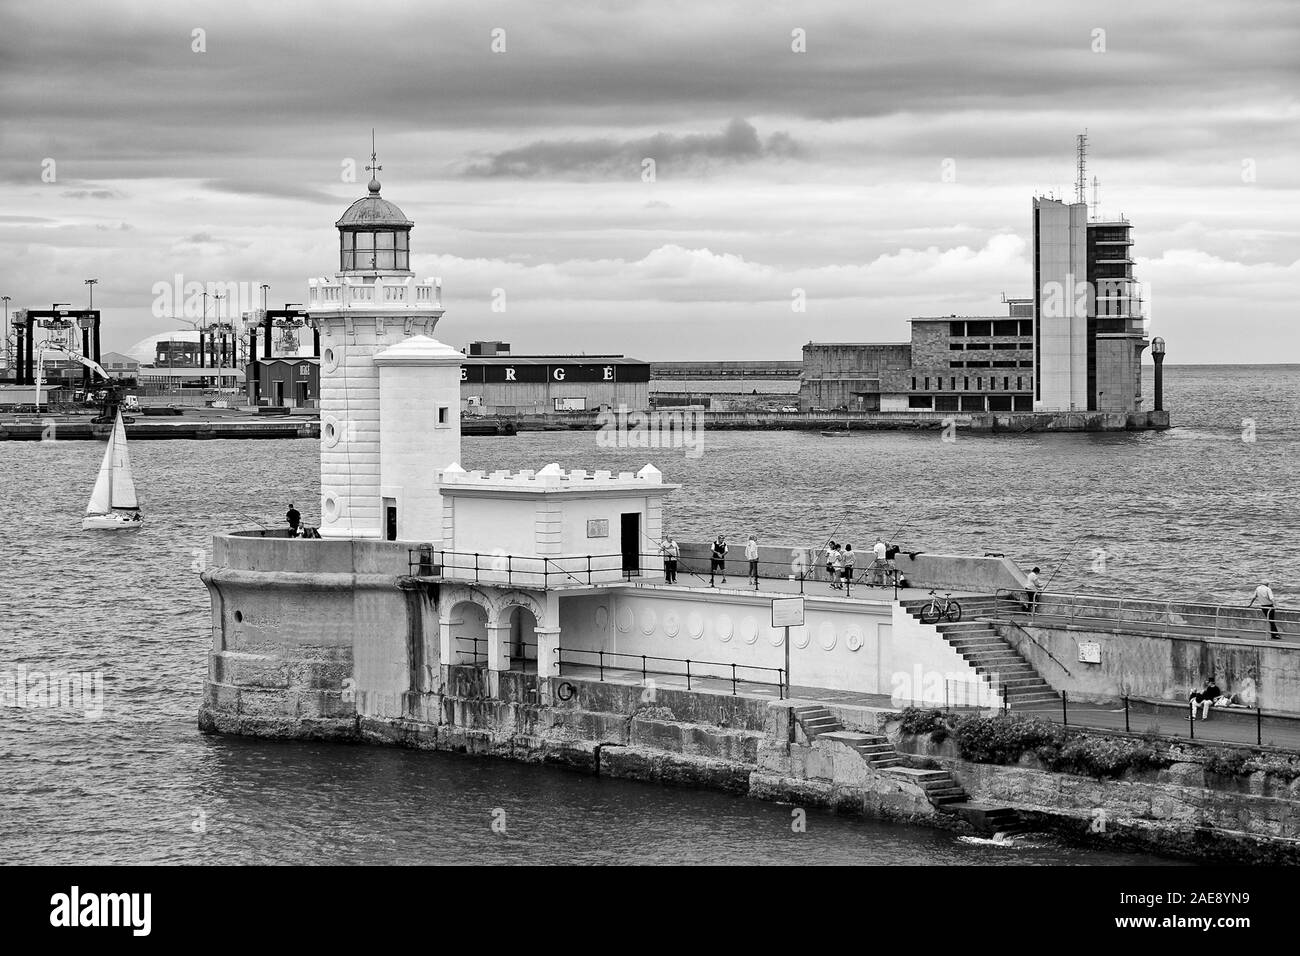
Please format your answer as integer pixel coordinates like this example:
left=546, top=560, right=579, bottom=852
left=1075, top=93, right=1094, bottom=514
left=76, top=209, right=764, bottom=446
left=994, top=587, right=1287, bottom=642
left=453, top=636, right=537, bottom=664
left=554, top=645, right=786, bottom=697
left=984, top=610, right=1074, bottom=677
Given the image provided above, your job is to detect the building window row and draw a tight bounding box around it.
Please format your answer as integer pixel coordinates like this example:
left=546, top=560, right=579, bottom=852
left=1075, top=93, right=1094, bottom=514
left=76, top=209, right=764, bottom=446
left=949, top=320, right=1034, bottom=337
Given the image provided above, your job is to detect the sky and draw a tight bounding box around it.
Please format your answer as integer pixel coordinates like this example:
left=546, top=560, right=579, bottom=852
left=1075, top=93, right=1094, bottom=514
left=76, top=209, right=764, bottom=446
left=1, top=0, right=1298, bottom=363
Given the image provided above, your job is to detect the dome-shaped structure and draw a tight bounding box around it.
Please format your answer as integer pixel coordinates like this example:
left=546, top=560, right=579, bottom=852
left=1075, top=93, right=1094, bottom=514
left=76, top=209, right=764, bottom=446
left=336, top=179, right=414, bottom=229
left=336, top=163, right=413, bottom=272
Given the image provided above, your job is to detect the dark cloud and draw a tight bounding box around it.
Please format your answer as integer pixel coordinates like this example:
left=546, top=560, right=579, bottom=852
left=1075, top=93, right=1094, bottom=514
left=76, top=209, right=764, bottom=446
left=61, top=188, right=123, bottom=199
left=202, top=179, right=338, bottom=204
left=463, top=119, right=803, bottom=178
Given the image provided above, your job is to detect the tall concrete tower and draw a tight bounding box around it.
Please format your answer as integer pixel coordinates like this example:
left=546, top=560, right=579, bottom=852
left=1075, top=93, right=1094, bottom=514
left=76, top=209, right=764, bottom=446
left=308, top=152, right=458, bottom=540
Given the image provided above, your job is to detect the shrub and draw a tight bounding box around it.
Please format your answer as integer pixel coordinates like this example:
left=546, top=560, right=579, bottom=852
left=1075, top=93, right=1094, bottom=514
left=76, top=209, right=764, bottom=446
left=897, top=707, right=951, bottom=743
left=1202, top=747, right=1252, bottom=777
left=1241, top=753, right=1300, bottom=782
left=950, top=714, right=1064, bottom=764
left=1044, top=735, right=1167, bottom=778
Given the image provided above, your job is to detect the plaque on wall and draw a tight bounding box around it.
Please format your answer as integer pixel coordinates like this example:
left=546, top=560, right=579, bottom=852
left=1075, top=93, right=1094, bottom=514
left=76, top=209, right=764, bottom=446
left=587, top=519, right=609, bottom=538
left=1077, top=641, right=1101, bottom=664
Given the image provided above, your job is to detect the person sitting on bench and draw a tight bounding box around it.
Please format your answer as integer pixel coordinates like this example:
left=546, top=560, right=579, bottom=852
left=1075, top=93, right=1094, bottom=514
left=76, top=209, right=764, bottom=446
left=1188, top=678, right=1226, bottom=721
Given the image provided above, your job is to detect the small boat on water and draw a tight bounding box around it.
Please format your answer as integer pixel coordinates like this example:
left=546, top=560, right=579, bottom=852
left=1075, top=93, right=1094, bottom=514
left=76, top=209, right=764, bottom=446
left=82, top=410, right=143, bottom=530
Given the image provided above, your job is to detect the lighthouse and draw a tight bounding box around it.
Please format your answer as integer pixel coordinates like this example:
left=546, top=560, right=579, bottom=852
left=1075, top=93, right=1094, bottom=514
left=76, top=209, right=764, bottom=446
left=308, top=149, right=463, bottom=541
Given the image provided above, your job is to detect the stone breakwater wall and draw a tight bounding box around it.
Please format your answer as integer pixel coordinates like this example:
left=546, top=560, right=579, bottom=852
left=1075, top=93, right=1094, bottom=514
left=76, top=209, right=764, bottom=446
left=891, top=728, right=1300, bottom=864
left=200, top=668, right=1299, bottom=862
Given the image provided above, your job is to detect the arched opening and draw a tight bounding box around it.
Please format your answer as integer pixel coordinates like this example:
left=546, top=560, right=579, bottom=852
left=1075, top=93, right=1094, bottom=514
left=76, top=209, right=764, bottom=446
left=448, top=600, right=489, bottom=665
left=507, top=605, right=538, bottom=672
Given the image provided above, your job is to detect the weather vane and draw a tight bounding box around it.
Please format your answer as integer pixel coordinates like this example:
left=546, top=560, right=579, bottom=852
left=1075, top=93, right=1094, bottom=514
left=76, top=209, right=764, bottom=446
left=366, top=129, right=382, bottom=182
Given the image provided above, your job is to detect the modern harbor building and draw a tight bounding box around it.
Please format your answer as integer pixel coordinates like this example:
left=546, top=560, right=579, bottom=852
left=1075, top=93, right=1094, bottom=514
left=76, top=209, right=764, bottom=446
left=801, top=167, right=1149, bottom=415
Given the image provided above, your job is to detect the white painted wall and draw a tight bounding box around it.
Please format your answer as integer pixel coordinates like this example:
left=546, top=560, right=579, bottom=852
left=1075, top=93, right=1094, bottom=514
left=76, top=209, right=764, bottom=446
left=553, top=588, right=996, bottom=700
left=1034, top=198, right=1089, bottom=412
left=318, top=318, right=382, bottom=538
left=376, top=337, right=463, bottom=544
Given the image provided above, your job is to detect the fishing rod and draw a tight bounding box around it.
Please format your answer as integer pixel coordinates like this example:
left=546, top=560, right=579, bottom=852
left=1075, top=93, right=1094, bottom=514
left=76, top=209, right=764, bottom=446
left=1041, top=533, right=1087, bottom=593
left=639, top=526, right=713, bottom=584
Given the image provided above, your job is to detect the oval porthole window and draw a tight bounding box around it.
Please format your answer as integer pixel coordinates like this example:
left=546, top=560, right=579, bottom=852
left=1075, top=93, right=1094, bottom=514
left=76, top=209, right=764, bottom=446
left=323, top=495, right=340, bottom=521
left=322, top=347, right=338, bottom=372
left=233, top=610, right=243, bottom=623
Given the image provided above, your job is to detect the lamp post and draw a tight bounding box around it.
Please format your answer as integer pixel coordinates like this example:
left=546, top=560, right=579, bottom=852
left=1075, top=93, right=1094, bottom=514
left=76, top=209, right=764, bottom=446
left=1, top=295, right=9, bottom=374
left=214, top=294, right=226, bottom=377
left=1151, top=337, right=1166, bottom=412
left=82, top=280, right=98, bottom=392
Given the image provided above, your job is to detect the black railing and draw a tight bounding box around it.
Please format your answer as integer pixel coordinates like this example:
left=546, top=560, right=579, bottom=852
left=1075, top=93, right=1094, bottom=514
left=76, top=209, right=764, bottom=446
left=408, top=548, right=642, bottom=586
left=1004, top=688, right=1273, bottom=748
left=453, top=636, right=537, bottom=665
left=554, top=646, right=786, bottom=698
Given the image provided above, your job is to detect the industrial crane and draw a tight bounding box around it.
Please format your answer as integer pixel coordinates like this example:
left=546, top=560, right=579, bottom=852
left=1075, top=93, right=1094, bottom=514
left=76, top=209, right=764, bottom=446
left=35, top=342, right=132, bottom=423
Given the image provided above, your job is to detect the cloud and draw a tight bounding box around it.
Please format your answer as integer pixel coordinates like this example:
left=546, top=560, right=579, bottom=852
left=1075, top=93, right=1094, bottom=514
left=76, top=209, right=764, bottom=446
left=61, top=188, right=124, bottom=199
left=462, top=119, right=803, bottom=178
left=202, top=179, right=338, bottom=204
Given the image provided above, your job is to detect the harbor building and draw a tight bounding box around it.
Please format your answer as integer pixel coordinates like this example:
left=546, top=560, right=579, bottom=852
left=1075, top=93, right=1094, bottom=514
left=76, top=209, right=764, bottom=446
left=801, top=160, right=1149, bottom=415
left=459, top=346, right=650, bottom=416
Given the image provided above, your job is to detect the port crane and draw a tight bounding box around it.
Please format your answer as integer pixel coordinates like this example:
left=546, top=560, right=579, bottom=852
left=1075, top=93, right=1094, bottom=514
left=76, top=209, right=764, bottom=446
left=34, top=341, right=132, bottom=423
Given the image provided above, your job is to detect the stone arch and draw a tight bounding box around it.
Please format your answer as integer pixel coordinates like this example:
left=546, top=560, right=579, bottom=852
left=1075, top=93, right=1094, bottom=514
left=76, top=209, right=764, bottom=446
left=490, top=589, right=548, bottom=630
left=440, top=586, right=495, bottom=666
left=438, top=585, right=492, bottom=625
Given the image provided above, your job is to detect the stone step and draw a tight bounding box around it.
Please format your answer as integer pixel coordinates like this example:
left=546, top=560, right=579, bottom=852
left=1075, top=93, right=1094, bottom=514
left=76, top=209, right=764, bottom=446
left=868, top=757, right=905, bottom=768
left=930, top=792, right=968, bottom=805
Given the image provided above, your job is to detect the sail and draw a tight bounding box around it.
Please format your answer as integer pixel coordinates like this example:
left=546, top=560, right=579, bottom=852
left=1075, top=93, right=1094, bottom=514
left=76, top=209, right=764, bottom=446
left=108, top=411, right=139, bottom=510
left=86, top=425, right=116, bottom=515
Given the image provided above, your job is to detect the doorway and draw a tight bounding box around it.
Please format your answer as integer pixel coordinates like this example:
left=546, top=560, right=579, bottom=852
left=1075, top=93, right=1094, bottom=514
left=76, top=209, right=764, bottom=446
left=384, top=502, right=397, bottom=541
left=620, top=512, right=640, bottom=578
left=273, top=380, right=285, bottom=405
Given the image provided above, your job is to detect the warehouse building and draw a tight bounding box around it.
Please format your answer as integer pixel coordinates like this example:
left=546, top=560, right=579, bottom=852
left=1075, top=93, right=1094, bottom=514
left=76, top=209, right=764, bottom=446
left=460, top=348, right=650, bottom=416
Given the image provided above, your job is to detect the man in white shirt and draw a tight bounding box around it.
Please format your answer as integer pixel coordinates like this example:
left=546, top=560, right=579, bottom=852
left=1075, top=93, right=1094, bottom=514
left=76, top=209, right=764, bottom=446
left=1024, top=566, right=1045, bottom=613
left=829, top=544, right=843, bottom=590
left=871, top=537, right=888, bottom=586
left=1248, top=580, right=1280, bottom=640
left=745, top=536, right=760, bottom=586
left=661, top=535, right=679, bottom=584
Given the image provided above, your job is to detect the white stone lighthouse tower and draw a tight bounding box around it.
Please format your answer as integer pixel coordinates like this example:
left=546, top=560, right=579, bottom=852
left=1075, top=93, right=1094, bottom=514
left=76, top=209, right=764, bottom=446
left=308, top=150, right=461, bottom=541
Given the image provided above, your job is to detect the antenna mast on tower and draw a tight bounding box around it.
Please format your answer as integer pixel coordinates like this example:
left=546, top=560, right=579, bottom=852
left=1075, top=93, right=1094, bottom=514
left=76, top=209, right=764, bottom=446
left=1075, top=131, right=1088, bottom=205
left=1091, top=176, right=1100, bottom=219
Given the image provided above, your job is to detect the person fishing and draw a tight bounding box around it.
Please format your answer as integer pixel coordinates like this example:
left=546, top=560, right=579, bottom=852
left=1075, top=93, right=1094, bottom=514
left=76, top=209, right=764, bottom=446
left=823, top=540, right=838, bottom=583
left=710, top=534, right=728, bottom=586
left=661, top=534, right=679, bottom=584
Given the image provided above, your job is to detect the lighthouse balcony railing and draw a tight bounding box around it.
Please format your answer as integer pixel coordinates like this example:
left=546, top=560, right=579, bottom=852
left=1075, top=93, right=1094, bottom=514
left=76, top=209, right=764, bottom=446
left=308, top=276, right=442, bottom=310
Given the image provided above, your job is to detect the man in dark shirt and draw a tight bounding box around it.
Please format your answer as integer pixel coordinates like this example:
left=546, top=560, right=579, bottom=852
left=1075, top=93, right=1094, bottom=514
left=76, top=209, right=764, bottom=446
left=287, top=503, right=301, bottom=536
left=710, top=535, right=728, bottom=586
left=1189, top=678, right=1223, bottom=720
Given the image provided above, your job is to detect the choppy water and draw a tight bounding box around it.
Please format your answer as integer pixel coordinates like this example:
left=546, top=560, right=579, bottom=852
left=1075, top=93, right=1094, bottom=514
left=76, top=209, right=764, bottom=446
left=1, top=364, right=1291, bottom=864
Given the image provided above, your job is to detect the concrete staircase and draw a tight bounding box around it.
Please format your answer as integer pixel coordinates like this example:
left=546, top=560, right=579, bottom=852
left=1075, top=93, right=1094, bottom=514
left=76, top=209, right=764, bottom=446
left=902, top=595, right=1058, bottom=706
left=792, top=704, right=1025, bottom=833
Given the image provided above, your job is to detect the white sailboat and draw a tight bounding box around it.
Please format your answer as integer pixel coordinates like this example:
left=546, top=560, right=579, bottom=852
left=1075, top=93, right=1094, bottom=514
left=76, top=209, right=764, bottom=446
left=83, top=410, right=143, bottom=530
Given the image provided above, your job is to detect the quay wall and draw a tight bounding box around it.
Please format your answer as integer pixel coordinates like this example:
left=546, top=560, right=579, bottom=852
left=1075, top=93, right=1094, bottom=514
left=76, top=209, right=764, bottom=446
left=996, top=618, right=1300, bottom=714
left=892, top=728, right=1300, bottom=862
left=197, top=535, right=1298, bottom=862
